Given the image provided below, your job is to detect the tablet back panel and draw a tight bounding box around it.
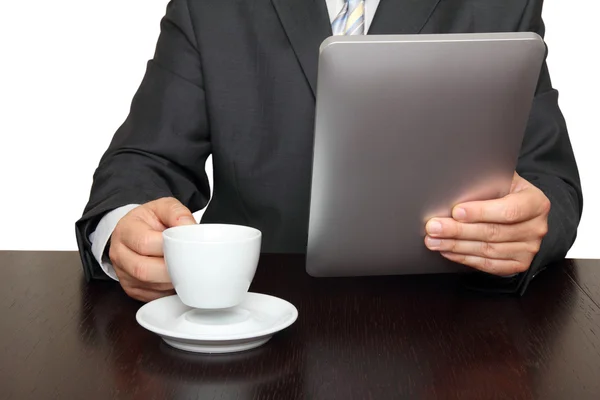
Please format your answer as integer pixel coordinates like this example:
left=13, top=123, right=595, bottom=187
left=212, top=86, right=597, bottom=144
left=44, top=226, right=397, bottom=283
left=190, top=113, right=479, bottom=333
left=307, top=33, right=545, bottom=276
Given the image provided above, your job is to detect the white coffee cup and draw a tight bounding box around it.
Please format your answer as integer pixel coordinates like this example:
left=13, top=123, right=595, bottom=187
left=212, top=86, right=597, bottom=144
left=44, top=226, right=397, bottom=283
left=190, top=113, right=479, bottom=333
left=163, top=224, right=262, bottom=309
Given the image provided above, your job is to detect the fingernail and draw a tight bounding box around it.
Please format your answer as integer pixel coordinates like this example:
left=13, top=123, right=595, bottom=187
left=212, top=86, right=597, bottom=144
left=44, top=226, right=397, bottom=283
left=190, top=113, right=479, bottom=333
left=426, top=237, right=442, bottom=249
left=426, top=221, right=442, bottom=235
left=453, top=208, right=467, bottom=220
left=178, top=216, right=197, bottom=225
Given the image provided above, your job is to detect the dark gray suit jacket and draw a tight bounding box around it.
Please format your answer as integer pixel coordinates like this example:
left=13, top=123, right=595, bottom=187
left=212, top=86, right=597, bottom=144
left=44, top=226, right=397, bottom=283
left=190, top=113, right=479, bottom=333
left=76, top=0, right=583, bottom=294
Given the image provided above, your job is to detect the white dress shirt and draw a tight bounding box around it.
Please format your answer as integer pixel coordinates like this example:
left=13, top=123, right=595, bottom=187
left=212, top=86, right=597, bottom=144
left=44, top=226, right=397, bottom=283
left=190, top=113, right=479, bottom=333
left=90, top=0, right=383, bottom=280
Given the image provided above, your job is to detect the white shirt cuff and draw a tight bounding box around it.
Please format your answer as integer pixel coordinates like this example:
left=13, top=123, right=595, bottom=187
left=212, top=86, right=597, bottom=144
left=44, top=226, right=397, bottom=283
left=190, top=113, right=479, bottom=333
left=89, top=204, right=140, bottom=281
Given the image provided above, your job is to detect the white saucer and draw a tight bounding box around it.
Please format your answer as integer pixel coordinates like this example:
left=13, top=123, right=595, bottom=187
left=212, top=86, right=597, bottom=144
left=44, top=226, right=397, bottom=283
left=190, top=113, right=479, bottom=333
left=136, top=293, right=298, bottom=354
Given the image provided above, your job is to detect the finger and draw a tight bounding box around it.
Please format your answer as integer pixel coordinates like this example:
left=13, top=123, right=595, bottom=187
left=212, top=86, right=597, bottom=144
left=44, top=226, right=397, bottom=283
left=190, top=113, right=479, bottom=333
left=511, top=171, right=533, bottom=193
left=121, top=284, right=175, bottom=303
left=425, top=237, right=539, bottom=261
left=112, top=257, right=175, bottom=293
left=113, top=243, right=172, bottom=284
left=147, top=197, right=196, bottom=228
left=440, top=252, right=530, bottom=276
left=130, top=205, right=167, bottom=232
left=119, top=217, right=164, bottom=256
left=510, top=171, right=520, bottom=192
left=425, top=217, right=547, bottom=242
left=452, top=188, right=548, bottom=224
left=116, top=269, right=175, bottom=292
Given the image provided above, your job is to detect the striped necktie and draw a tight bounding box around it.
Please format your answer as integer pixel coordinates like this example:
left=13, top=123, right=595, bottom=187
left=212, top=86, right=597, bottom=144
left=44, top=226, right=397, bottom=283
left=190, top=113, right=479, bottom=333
left=332, top=0, right=366, bottom=36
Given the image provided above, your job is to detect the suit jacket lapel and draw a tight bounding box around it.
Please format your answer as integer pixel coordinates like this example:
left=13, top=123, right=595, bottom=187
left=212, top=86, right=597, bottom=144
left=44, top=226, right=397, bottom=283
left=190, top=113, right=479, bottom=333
left=271, top=0, right=332, bottom=97
left=369, top=0, right=441, bottom=34
left=271, top=0, right=442, bottom=96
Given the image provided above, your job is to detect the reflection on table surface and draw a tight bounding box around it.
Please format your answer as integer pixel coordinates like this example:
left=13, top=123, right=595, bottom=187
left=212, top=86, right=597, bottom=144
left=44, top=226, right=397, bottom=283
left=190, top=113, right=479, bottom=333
left=0, top=252, right=599, bottom=399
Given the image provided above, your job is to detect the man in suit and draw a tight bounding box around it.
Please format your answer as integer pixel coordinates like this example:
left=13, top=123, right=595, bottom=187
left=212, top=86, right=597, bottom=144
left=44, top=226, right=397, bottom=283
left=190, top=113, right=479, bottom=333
left=76, top=0, right=582, bottom=301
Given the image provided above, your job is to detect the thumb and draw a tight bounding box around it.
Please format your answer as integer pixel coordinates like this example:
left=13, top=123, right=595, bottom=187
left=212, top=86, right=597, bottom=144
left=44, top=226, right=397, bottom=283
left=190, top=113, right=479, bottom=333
left=510, top=171, right=532, bottom=194
left=148, top=197, right=196, bottom=228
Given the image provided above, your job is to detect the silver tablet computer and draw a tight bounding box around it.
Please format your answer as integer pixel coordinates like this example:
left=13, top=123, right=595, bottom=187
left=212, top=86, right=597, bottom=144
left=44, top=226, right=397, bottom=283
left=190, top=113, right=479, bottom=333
left=306, top=32, right=546, bottom=277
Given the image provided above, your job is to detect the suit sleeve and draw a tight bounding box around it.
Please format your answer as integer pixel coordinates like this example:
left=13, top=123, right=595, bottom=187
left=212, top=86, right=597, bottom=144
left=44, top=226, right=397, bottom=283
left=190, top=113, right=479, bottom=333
left=514, top=0, right=583, bottom=294
left=75, top=0, right=211, bottom=281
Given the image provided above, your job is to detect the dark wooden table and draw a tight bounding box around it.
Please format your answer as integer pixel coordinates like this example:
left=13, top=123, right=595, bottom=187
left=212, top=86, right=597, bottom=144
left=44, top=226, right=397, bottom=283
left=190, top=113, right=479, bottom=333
left=1, top=252, right=599, bottom=400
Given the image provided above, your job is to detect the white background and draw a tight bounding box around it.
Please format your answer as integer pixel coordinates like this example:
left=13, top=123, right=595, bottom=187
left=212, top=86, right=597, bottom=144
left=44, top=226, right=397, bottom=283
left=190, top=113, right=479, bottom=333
left=0, top=1, right=598, bottom=257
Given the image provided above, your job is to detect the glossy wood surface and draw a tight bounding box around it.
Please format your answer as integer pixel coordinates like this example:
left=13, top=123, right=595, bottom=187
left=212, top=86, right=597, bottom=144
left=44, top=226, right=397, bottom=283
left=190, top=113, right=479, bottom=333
left=1, top=252, right=599, bottom=399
